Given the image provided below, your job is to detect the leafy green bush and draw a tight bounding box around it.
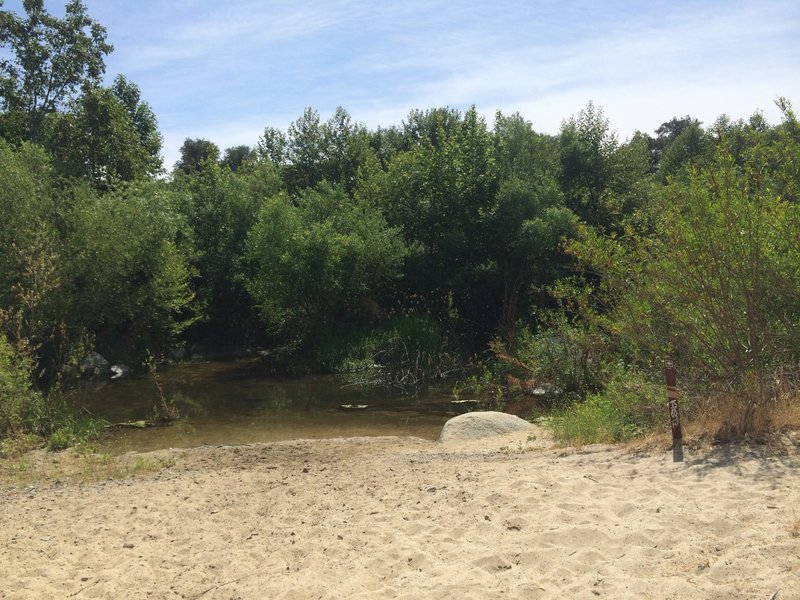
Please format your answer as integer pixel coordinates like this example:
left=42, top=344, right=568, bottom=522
left=45, top=407, right=108, bottom=451
left=171, top=159, right=281, bottom=340
left=0, top=141, right=51, bottom=277
left=47, top=426, right=74, bottom=451
left=549, top=368, right=664, bottom=444
left=493, top=316, right=605, bottom=402
left=563, top=107, right=800, bottom=433
left=0, top=335, right=43, bottom=437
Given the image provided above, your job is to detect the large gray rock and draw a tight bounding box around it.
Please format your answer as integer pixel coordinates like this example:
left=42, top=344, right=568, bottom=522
left=80, top=351, right=110, bottom=378
left=438, top=411, right=533, bottom=442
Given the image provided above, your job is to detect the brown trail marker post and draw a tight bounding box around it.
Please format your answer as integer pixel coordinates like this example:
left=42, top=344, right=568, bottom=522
left=665, top=360, right=683, bottom=462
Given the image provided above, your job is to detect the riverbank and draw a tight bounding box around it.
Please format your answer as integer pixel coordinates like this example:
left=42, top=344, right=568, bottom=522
left=2, top=430, right=799, bottom=599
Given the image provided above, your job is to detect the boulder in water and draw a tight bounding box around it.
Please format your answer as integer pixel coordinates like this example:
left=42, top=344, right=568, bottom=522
left=80, top=351, right=110, bottom=378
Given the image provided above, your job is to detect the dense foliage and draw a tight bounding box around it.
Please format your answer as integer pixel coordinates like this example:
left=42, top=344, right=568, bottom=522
left=1, top=1, right=797, bottom=443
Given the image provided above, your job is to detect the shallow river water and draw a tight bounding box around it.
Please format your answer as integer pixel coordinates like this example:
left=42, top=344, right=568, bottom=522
left=76, top=357, right=463, bottom=454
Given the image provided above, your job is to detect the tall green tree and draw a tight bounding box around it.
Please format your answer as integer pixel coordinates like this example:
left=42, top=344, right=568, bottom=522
left=368, top=106, right=501, bottom=339
left=174, top=138, right=220, bottom=174
left=647, top=115, right=702, bottom=170
left=110, top=75, right=162, bottom=175
left=657, top=119, right=711, bottom=181
left=402, top=107, right=462, bottom=150
left=267, top=107, right=373, bottom=194
left=46, top=85, right=151, bottom=188
left=282, top=107, right=325, bottom=192
left=558, top=102, right=653, bottom=230
left=0, top=0, right=113, bottom=142
left=61, top=181, right=196, bottom=360
left=172, top=157, right=282, bottom=341
left=558, top=102, right=619, bottom=228
left=244, top=183, right=407, bottom=349
left=220, top=144, right=256, bottom=172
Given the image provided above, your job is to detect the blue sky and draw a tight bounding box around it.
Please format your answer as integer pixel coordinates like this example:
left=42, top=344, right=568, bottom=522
left=5, top=0, right=800, bottom=169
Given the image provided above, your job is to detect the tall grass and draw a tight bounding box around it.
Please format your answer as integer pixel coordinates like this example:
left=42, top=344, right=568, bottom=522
left=338, top=313, right=461, bottom=388
left=547, top=368, right=664, bottom=445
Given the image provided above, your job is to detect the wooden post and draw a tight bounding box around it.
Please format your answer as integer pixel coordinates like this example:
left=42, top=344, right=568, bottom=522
left=665, top=360, right=683, bottom=462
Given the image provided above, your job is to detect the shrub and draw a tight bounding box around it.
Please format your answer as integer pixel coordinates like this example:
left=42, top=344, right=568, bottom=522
left=61, top=181, right=196, bottom=361
left=0, top=335, right=43, bottom=437
left=566, top=133, right=800, bottom=433
left=339, top=314, right=460, bottom=387
left=549, top=367, right=664, bottom=444
left=492, top=315, right=605, bottom=403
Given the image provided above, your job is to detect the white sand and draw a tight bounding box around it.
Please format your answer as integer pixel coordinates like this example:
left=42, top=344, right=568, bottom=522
left=1, top=429, right=799, bottom=599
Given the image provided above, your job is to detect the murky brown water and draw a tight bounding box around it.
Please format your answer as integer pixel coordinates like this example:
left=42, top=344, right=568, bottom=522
left=76, top=357, right=462, bottom=454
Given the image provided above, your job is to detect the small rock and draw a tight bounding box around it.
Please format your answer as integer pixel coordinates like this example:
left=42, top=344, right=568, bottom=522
left=123, top=543, right=134, bottom=549
left=110, top=364, right=132, bottom=379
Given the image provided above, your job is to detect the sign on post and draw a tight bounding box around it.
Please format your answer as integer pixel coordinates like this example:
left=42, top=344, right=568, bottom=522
left=664, top=360, right=683, bottom=462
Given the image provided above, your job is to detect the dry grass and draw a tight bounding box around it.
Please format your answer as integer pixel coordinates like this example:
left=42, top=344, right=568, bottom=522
left=681, top=384, right=800, bottom=441
left=0, top=433, right=42, bottom=460
left=620, top=386, right=800, bottom=457
left=0, top=447, right=176, bottom=486
left=787, top=509, right=800, bottom=538
left=788, top=519, right=800, bottom=538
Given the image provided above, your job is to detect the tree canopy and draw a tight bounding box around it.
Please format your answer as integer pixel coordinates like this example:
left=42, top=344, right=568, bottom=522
left=0, top=0, right=113, bottom=142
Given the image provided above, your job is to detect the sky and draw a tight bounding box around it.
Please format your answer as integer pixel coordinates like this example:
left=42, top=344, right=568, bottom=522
left=4, top=0, right=800, bottom=169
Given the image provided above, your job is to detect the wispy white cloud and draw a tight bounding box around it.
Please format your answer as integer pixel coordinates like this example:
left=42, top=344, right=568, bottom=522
left=346, top=0, right=800, bottom=137
left=8, top=0, right=794, bottom=167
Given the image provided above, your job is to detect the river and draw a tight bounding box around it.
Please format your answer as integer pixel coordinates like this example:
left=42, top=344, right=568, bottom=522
left=76, top=357, right=466, bottom=454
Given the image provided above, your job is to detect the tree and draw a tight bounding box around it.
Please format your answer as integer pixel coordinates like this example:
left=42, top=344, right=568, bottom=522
left=493, top=110, right=559, bottom=183
left=283, top=107, right=324, bottom=192
left=657, top=120, right=711, bottom=181
left=648, top=115, right=702, bottom=169
left=567, top=137, right=800, bottom=431
left=278, top=107, right=372, bottom=194
left=0, top=0, right=113, bottom=142
left=558, top=102, right=619, bottom=228
left=257, top=126, right=287, bottom=166
left=0, top=139, right=59, bottom=316
left=402, top=107, right=462, bottom=149
left=46, top=85, right=151, bottom=188
left=367, top=106, right=502, bottom=340
left=320, top=106, right=371, bottom=194
left=244, top=183, right=407, bottom=348
left=110, top=75, right=162, bottom=175
left=174, top=138, right=220, bottom=174
left=171, top=158, right=282, bottom=341
left=61, top=181, right=196, bottom=360
left=558, top=102, right=653, bottom=231
left=220, top=145, right=255, bottom=172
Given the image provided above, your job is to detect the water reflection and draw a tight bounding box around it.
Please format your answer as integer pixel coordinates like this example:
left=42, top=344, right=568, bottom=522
left=76, top=357, right=461, bottom=454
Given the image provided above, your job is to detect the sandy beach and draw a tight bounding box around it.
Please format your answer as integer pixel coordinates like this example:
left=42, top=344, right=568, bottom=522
left=1, top=428, right=799, bottom=599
